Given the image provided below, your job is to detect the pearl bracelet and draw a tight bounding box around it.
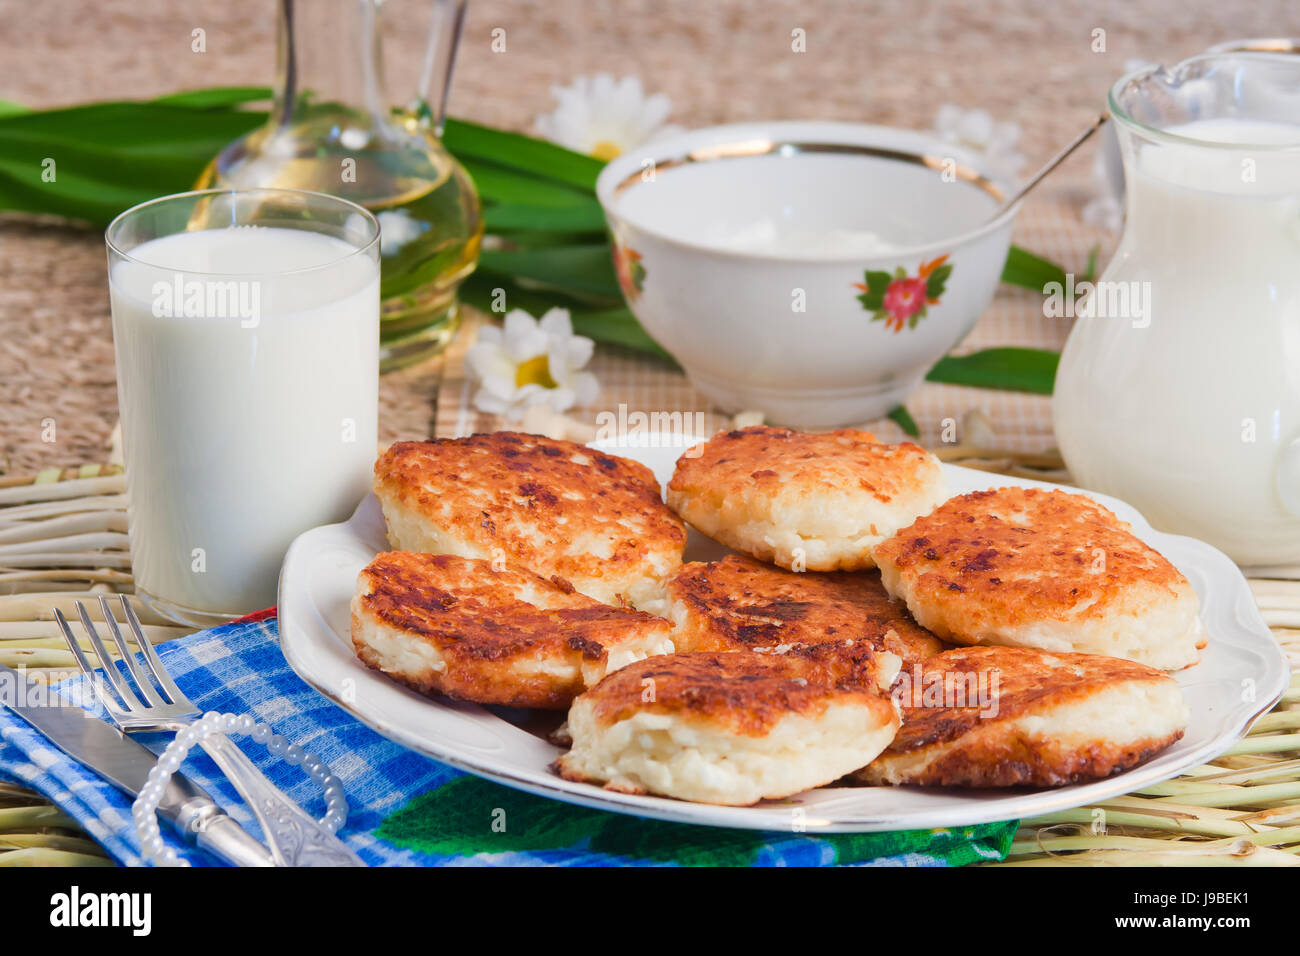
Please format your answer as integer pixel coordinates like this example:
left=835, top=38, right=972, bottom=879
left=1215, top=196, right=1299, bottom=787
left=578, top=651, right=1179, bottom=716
left=132, top=711, right=348, bottom=867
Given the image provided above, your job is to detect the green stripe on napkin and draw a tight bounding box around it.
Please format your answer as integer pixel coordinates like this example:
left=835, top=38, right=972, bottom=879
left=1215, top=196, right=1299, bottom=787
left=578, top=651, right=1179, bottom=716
left=377, top=776, right=1016, bottom=866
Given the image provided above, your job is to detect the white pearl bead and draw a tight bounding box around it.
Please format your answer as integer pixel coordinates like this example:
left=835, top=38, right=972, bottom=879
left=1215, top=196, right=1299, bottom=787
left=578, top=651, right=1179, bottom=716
left=132, top=709, right=350, bottom=866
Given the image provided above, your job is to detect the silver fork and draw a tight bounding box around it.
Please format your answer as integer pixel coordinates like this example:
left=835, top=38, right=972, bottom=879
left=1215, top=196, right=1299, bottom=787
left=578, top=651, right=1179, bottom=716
left=57, top=595, right=364, bottom=867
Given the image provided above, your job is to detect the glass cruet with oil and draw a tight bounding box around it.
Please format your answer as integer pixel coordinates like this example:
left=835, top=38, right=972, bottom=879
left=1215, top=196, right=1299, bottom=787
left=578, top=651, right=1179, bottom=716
left=198, top=0, right=482, bottom=371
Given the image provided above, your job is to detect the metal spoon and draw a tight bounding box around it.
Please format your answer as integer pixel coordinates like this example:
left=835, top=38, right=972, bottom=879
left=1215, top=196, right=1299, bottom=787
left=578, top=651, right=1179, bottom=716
left=989, top=114, right=1109, bottom=220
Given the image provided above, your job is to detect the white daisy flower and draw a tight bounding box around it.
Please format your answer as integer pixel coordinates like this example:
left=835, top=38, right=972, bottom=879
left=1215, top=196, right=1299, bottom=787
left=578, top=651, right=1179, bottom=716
left=933, top=104, right=1028, bottom=183
left=466, top=308, right=599, bottom=420
left=535, top=74, right=683, bottom=160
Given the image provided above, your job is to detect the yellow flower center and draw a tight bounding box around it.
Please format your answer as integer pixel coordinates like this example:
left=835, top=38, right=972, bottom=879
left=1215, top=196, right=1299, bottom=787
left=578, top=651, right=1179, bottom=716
left=515, top=355, right=558, bottom=389
left=590, top=140, right=623, bottom=161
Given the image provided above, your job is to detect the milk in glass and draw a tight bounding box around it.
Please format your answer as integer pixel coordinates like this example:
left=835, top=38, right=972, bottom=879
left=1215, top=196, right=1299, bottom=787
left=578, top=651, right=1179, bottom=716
left=109, top=225, right=378, bottom=618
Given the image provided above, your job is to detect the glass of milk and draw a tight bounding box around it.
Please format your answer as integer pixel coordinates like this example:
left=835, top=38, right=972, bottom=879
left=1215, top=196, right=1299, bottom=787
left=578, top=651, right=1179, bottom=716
left=106, top=189, right=380, bottom=625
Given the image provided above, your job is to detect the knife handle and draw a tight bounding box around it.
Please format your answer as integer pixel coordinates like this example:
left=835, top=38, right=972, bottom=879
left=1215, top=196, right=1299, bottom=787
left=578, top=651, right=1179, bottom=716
left=197, top=733, right=365, bottom=867
left=190, top=810, right=278, bottom=867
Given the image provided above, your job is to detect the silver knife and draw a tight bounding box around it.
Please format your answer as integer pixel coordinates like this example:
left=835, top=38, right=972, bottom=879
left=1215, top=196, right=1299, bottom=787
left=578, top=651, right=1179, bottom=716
left=0, top=664, right=274, bottom=867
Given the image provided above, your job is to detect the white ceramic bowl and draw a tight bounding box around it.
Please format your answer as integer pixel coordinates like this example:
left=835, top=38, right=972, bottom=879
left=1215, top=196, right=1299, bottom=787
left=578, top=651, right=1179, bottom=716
left=596, top=121, right=1018, bottom=427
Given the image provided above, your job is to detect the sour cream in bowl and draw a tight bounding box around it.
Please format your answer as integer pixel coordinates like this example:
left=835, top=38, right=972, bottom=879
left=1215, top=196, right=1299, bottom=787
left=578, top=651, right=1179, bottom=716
left=596, top=121, right=1018, bottom=427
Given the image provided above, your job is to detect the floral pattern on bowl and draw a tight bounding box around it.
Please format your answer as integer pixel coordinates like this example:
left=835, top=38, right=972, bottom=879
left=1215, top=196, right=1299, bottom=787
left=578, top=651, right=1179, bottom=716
left=854, top=255, right=952, bottom=332
left=613, top=242, right=646, bottom=301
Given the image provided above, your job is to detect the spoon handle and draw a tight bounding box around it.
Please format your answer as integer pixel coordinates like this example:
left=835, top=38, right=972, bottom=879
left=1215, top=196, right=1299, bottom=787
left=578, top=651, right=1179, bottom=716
left=992, top=114, right=1109, bottom=219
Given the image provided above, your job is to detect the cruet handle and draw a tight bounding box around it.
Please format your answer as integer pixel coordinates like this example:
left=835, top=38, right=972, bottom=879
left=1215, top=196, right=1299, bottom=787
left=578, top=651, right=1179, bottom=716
left=412, top=0, right=468, bottom=135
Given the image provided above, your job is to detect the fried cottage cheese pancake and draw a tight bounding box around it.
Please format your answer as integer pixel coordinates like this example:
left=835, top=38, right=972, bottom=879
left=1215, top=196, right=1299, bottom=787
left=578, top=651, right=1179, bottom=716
left=854, top=646, right=1189, bottom=787
left=666, top=426, right=945, bottom=572
left=871, top=487, right=1204, bottom=670
left=666, top=555, right=946, bottom=687
left=374, top=433, right=686, bottom=610
left=351, top=552, right=674, bottom=710
left=554, top=649, right=900, bottom=805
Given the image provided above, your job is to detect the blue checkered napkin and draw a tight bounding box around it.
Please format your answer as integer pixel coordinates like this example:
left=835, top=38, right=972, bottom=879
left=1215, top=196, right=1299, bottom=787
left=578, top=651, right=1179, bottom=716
left=0, top=617, right=1015, bottom=866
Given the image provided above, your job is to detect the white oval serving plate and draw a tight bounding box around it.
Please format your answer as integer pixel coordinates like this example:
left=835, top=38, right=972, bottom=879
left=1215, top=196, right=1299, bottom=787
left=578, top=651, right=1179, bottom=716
left=278, top=433, right=1290, bottom=832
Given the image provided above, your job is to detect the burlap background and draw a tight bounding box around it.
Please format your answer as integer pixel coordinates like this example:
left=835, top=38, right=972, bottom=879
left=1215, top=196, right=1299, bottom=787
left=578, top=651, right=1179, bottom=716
left=3, top=0, right=1297, bottom=470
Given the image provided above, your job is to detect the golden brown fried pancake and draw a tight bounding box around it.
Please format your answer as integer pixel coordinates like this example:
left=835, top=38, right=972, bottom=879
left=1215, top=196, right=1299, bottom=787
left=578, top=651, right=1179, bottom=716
left=871, top=487, right=1203, bottom=670
left=666, top=555, right=946, bottom=685
left=854, top=646, right=1189, bottom=787
left=554, top=650, right=900, bottom=805
left=350, top=552, right=674, bottom=710
left=666, top=426, right=945, bottom=571
left=374, top=432, right=686, bottom=610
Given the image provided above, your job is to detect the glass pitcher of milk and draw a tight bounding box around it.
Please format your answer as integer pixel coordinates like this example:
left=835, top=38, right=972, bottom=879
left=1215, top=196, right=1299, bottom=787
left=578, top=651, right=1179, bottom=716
left=1054, top=53, right=1300, bottom=566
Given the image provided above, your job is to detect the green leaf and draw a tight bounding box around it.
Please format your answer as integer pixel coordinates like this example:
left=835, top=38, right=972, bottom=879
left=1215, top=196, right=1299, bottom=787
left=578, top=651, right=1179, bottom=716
left=1000, top=244, right=1066, bottom=292
left=570, top=308, right=672, bottom=360
left=484, top=200, right=607, bottom=233
left=888, top=405, right=920, bottom=436
left=463, top=273, right=584, bottom=314
left=443, top=117, right=604, bottom=191
left=0, top=102, right=264, bottom=157
left=925, top=262, right=952, bottom=299
left=856, top=270, right=891, bottom=310
left=461, top=276, right=671, bottom=361
left=151, top=87, right=272, bottom=109
left=0, top=158, right=156, bottom=224
left=486, top=230, right=613, bottom=251
left=461, top=160, right=596, bottom=207
left=926, top=347, right=1059, bottom=394
left=478, top=244, right=621, bottom=299
left=862, top=270, right=892, bottom=291
left=0, top=118, right=261, bottom=222
left=0, top=100, right=30, bottom=118
left=0, top=99, right=271, bottom=224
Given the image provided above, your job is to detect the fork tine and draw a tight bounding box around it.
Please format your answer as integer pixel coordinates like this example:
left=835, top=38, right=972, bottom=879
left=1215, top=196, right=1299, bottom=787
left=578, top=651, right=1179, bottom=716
left=97, top=595, right=166, bottom=707
left=74, top=600, right=144, bottom=711
left=118, top=595, right=188, bottom=706
left=53, top=607, right=101, bottom=685
left=55, top=608, right=125, bottom=717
